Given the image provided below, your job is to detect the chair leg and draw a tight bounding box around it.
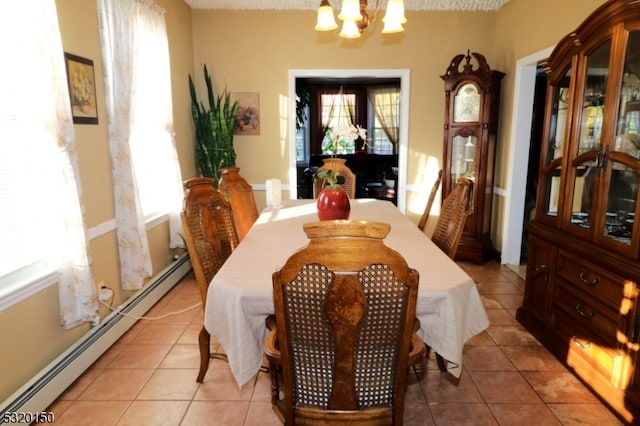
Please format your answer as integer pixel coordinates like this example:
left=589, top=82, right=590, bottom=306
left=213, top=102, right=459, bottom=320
left=197, top=326, right=210, bottom=383
left=268, top=361, right=281, bottom=406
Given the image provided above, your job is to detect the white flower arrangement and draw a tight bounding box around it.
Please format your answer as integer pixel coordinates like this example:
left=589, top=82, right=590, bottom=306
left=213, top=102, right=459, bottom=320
left=321, top=123, right=368, bottom=155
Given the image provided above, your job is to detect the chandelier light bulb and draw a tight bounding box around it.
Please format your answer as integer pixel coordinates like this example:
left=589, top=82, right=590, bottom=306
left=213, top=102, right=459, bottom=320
left=339, top=19, right=361, bottom=38
left=338, top=0, right=363, bottom=21
left=315, top=0, right=338, bottom=31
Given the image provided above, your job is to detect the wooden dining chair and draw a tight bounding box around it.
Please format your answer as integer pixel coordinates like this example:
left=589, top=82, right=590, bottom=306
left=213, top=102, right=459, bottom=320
left=418, top=169, right=443, bottom=232
left=313, top=158, right=356, bottom=199
left=181, top=177, right=239, bottom=382
left=218, top=167, right=258, bottom=241
left=264, top=220, right=425, bottom=425
left=431, top=178, right=473, bottom=259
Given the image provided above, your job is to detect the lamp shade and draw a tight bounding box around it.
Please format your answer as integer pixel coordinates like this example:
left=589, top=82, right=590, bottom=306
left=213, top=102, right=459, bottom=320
left=382, top=0, right=407, bottom=33
left=315, top=0, right=338, bottom=31
left=339, top=19, right=361, bottom=38
left=338, top=0, right=362, bottom=21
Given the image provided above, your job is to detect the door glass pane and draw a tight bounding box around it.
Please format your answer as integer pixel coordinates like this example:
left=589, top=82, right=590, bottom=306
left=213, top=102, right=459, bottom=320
left=614, top=31, right=640, bottom=158
left=450, top=134, right=477, bottom=181
left=577, top=40, right=610, bottom=156
left=570, top=164, right=598, bottom=230
left=603, top=168, right=638, bottom=244
left=545, top=71, right=571, bottom=164
left=540, top=68, right=570, bottom=218
left=541, top=167, right=562, bottom=217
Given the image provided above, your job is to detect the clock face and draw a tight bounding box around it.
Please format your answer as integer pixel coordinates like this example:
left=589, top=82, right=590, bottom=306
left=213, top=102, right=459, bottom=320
left=454, top=83, right=480, bottom=123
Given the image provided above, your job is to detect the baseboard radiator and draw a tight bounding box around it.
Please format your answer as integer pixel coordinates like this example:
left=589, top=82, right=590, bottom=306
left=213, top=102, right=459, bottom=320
left=0, top=254, right=192, bottom=421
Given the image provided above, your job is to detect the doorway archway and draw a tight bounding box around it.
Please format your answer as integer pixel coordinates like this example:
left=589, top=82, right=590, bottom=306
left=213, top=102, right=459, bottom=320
left=288, top=69, right=410, bottom=212
left=501, top=47, right=554, bottom=269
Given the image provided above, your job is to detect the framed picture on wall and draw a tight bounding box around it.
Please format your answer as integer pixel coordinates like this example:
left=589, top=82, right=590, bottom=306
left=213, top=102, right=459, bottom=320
left=231, top=92, right=260, bottom=135
left=64, top=52, right=98, bottom=124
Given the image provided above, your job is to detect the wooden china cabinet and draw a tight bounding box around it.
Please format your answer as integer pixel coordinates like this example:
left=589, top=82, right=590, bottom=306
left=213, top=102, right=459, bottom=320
left=516, top=1, right=640, bottom=422
left=441, top=52, right=504, bottom=263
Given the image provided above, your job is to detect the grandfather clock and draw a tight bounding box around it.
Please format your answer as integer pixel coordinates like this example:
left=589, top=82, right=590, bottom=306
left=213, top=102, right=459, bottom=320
left=441, top=51, right=504, bottom=263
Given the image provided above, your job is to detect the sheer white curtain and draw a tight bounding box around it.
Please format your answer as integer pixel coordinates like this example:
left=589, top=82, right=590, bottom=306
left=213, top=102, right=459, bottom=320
left=0, top=1, right=99, bottom=328
left=368, top=86, right=401, bottom=153
left=98, top=0, right=184, bottom=290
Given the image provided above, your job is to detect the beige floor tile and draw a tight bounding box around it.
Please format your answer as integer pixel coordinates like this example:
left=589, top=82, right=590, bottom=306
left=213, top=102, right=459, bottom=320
left=54, top=400, right=131, bottom=425
left=108, top=343, right=172, bottom=369
left=501, top=345, right=567, bottom=372
left=489, top=403, right=561, bottom=425
left=137, top=368, right=200, bottom=400
left=78, top=368, right=154, bottom=401
left=420, top=370, right=484, bottom=403
left=547, top=403, right=625, bottom=425
left=403, top=401, right=436, bottom=425
left=486, top=308, right=520, bottom=326
left=462, top=345, right=515, bottom=371
left=178, top=323, right=205, bottom=344
left=464, top=331, right=496, bottom=346
left=132, top=323, right=189, bottom=345
left=194, top=369, right=255, bottom=401
left=57, top=367, right=103, bottom=400
left=469, top=370, right=543, bottom=404
left=181, top=401, right=250, bottom=425
left=251, top=370, right=274, bottom=402
left=159, top=344, right=201, bottom=369
left=522, top=371, right=600, bottom=404
left=429, top=402, right=498, bottom=425
left=476, top=280, right=523, bottom=295
left=492, top=293, right=524, bottom=311
left=244, top=401, right=283, bottom=426
left=91, top=342, right=127, bottom=368
left=486, top=325, right=541, bottom=346
left=116, top=400, right=189, bottom=425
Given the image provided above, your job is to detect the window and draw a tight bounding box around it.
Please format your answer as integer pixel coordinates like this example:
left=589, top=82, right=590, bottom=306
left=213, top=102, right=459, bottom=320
left=0, top=1, right=98, bottom=327
left=298, top=79, right=400, bottom=159
left=320, top=93, right=358, bottom=154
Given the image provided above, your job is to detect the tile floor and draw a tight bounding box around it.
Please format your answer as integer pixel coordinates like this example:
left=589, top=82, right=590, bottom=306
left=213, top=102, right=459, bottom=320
left=47, top=260, right=624, bottom=425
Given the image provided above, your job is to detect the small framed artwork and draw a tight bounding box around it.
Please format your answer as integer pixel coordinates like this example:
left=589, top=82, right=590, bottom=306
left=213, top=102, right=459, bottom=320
left=64, top=52, right=98, bottom=124
left=231, top=92, right=260, bottom=135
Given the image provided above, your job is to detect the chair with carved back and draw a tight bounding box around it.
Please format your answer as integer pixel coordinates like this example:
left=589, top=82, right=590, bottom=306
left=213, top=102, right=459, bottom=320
left=313, top=158, right=357, bottom=199
left=263, top=220, right=425, bottom=425
left=218, top=167, right=259, bottom=241
left=431, top=178, right=473, bottom=259
left=181, top=177, right=239, bottom=382
left=418, top=169, right=443, bottom=232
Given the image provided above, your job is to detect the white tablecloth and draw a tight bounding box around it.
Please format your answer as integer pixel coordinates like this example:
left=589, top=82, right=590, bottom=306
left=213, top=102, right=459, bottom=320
left=204, top=199, right=489, bottom=387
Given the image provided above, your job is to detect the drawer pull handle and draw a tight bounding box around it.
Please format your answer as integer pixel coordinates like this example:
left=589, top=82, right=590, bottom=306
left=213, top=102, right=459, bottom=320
left=579, top=269, right=600, bottom=287
left=573, top=334, right=592, bottom=350
left=575, top=300, right=595, bottom=319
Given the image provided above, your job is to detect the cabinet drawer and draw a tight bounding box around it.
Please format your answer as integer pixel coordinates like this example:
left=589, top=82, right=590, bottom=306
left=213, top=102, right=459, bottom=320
left=557, top=250, right=635, bottom=311
left=553, top=309, right=632, bottom=389
left=554, top=280, right=623, bottom=347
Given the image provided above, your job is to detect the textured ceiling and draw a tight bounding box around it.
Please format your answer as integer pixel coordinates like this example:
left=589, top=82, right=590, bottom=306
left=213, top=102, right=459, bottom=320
left=183, top=0, right=511, bottom=11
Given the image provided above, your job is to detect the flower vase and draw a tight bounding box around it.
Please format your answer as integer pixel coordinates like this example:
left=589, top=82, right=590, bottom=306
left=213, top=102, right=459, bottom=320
left=317, top=187, right=351, bottom=221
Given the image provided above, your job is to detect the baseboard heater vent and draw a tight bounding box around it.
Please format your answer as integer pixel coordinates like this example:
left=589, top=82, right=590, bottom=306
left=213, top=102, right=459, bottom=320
left=0, top=254, right=191, bottom=422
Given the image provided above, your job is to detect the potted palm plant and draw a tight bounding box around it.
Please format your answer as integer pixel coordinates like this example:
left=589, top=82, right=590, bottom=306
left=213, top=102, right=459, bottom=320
left=189, top=64, right=239, bottom=186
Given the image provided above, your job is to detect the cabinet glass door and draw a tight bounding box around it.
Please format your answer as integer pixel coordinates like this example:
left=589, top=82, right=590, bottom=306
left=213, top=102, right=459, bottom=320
left=568, top=40, right=611, bottom=233
left=600, top=31, right=640, bottom=248
left=450, top=134, right=477, bottom=182
left=540, top=69, right=571, bottom=218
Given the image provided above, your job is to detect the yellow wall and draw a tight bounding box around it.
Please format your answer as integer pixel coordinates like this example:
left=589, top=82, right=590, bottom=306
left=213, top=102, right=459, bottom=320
left=0, top=0, right=194, bottom=402
left=189, top=0, right=608, bottom=238
left=0, top=0, right=611, bottom=404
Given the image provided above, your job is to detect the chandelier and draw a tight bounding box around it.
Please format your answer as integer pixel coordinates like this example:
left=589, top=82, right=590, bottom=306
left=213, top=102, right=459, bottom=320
left=315, top=0, right=407, bottom=39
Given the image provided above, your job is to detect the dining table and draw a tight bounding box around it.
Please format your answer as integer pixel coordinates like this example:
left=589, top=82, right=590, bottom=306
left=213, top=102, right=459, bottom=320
left=203, top=198, right=490, bottom=388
